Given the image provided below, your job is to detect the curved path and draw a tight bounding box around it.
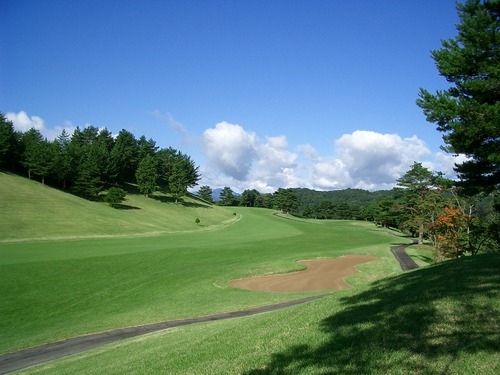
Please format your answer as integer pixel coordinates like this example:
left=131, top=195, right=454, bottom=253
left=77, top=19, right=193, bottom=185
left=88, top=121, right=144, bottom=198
left=0, top=232, right=419, bottom=373
left=391, top=240, right=419, bottom=271
left=0, top=294, right=331, bottom=374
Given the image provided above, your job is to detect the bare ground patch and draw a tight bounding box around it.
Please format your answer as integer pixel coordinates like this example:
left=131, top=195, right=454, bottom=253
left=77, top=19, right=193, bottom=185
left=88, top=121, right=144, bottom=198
left=229, top=255, right=379, bottom=292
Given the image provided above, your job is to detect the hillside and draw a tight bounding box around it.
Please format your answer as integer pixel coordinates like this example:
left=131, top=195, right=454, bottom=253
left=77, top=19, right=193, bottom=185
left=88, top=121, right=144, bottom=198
left=0, top=172, right=236, bottom=242
left=15, top=253, right=500, bottom=374
left=293, top=187, right=394, bottom=217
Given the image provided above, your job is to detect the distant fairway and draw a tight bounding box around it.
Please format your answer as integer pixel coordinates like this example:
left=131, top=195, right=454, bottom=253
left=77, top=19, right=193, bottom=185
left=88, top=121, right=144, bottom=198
left=0, top=176, right=401, bottom=354
left=0, top=209, right=400, bottom=354
left=1, top=173, right=498, bottom=374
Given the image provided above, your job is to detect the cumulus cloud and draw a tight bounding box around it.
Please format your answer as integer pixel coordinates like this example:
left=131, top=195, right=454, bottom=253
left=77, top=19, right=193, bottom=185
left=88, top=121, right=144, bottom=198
left=202, top=122, right=259, bottom=181
left=426, top=151, right=469, bottom=180
left=200, top=124, right=448, bottom=192
left=330, top=130, right=431, bottom=190
left=6, top=111, right=77, bottom=140
left=201, top=123, right=305, bottom=192
left=297, top=144, right=319, bottom=161
left=253, top=135, right=299, bottom=189
left=6, top=111, right=45, bottom=133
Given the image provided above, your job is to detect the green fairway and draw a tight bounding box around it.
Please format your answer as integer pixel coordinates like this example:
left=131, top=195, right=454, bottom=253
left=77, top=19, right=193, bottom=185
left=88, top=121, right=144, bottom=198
left=14, top=254, right=500, bottom=375
left=0, top=204, right=400, bottom=354
left=1, top=173, right=498, bottom=374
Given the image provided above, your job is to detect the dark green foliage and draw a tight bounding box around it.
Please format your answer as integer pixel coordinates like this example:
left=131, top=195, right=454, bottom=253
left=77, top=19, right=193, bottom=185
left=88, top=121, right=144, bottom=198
left=135, top=155, right=158, bottom=197
left=241, top=189, right=260, bottom=207
left=137, top=136, right=158, bottom=162
left=169, top=156, right=192, bottom=203
left=197, top=185, right=213, bottom=203
left=20, top=128, right=53, bottom=184
left=218, top=186, right=238, bottom=206
left=254, top=193, right=274, bottom=208
left=51, top=130, right=71, bottom=189
left=104, top=187, right=127, bottom=207
left=156, top=149, right=200, bottom=202
left=417, top=0, right=500, bottom=194
left=295, top=188, right=394, bottom=220
left=0, top=113, right=17, bottom=168
left=111, top=130, right=138, bottom=185
left=395, top=162, right=452, bottom=244
left=1, top=122, right=201, bottom=202
left=273, top=188, right=299, bottom=214
left=156, top=147, right=179, bottom=191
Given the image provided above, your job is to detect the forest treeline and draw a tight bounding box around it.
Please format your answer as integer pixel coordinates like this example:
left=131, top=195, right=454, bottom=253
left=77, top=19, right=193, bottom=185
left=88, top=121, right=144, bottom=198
left=1, top=112, right=499, bottom=261
left=0, top=113, right=200, bottom=201
left=206, top=161, right=500, bottom=261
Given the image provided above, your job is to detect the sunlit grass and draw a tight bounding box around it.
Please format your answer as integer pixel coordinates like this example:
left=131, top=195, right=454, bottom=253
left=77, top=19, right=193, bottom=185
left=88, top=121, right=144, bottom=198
left=0, top=204, right=399, bottom=354
left=19, top=254, right=500, bottom=375
left=0, top=172, right=236, bottom=242
left=405, top=244, right=434, bottom=266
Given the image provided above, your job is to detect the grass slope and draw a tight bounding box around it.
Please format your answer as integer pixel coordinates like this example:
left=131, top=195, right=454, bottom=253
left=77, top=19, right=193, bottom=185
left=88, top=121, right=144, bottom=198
left=0, top=172, right=236, bottom=242
left=0, top=206, right=401, bottom=354
left=20, top=254, right=500, bottom=375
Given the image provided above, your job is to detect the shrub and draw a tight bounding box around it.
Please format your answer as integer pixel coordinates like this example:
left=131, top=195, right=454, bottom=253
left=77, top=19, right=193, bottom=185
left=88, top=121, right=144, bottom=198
left=104, top=187, right=127, bottom=207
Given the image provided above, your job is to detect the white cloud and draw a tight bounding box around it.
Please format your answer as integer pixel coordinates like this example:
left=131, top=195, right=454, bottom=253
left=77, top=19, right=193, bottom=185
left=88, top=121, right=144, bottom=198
left=425, top=151, right=469, bottom=180
left=199, top=124, right=449, bottom=193
left=253, top=135, right=299, bottom=190
left=297, top=144, right=319, bottom=161
left=202, top=122, right=259, bottom=181
left=152, top=110, right=187, bottom=133
left=6, top=111, right=45, bottom=133
left=330, top=130, right=431, bottom=190
left=6, top=111, right=77, bottom=140
left=200, top=123, right=305, bottom=193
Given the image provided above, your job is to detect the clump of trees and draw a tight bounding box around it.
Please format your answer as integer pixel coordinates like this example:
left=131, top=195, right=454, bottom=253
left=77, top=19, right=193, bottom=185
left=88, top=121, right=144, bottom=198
left=417, top=0, right=500, bottom=196
left=414, top=0, right=500, bottom=259
left=375, top=162, right=500, bottom=260
left=0, top=117, right=200, bottom=202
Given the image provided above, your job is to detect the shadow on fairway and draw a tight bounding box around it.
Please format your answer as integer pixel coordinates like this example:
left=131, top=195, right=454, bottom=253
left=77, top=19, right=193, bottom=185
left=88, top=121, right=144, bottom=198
left=243, top=254, right=500, bottom=374
left=110, top=203, right=140, bottom=210
left=151, top=195, right=210, bottom=208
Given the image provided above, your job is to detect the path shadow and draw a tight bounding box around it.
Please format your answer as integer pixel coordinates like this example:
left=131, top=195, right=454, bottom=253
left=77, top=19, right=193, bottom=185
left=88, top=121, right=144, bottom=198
left=243, top=254, right=500, bottom=374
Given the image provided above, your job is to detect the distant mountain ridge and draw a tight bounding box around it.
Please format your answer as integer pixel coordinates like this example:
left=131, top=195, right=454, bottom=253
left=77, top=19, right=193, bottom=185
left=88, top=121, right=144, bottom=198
left=211, top=188, right=241, bottom=202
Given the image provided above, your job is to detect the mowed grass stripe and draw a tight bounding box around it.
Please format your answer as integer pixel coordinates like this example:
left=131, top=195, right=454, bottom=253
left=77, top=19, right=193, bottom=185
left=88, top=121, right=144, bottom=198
left=16, top=254, right=500, bottom=375
left=0, top=204, right=399, bottom=354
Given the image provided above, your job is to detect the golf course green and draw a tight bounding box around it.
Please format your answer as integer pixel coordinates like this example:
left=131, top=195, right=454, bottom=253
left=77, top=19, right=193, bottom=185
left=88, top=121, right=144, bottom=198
left=1, top=172, right=498, bottom=374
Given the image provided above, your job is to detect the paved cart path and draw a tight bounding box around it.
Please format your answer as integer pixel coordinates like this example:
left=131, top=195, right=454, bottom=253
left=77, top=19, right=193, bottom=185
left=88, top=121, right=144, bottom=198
left=1, top=238, right=419, bottom=373
left=391, top=240, right=420, bottom=271
left=0, top=294, right=331, bottom=374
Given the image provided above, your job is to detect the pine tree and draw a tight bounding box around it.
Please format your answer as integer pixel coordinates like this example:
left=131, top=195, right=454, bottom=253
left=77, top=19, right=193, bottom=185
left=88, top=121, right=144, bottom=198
left=417, top=0, right=500, bottom=194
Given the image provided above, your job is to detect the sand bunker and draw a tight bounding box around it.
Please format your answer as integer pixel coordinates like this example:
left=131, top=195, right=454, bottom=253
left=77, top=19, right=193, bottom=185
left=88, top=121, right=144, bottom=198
left=229, top=255, right=378, bottom=292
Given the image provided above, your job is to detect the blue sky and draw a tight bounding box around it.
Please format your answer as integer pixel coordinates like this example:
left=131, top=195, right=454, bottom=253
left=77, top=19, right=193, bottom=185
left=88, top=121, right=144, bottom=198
left=1, top=0, right=463, bottom=192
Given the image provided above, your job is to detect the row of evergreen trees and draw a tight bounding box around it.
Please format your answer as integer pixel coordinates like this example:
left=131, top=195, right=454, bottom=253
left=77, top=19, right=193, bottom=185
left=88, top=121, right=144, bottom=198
left=0, top=113, right=200, bottom=200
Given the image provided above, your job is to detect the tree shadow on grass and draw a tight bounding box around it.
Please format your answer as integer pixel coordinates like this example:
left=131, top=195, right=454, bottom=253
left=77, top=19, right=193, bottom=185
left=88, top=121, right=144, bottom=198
left=244, top=254, right=500, bottom=374
left=151, top=195, right=177, bottom=204
left=150, top=194, right=211, bottom=208
left=110, top=203, right=140, bottom=210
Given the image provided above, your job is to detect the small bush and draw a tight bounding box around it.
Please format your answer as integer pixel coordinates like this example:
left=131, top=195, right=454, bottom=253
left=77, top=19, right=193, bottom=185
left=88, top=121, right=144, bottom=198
left=104, top=187, right=127, bottom=207
left=195, top=218, right=200, bottom=224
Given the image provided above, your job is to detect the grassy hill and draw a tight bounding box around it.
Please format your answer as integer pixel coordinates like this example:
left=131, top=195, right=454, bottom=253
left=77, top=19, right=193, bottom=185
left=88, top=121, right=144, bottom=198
left=16, top=254, right=500, bottom=375
left=1, top=172, right=498, bottom=374
left=0, top=171, right=236, bottom=242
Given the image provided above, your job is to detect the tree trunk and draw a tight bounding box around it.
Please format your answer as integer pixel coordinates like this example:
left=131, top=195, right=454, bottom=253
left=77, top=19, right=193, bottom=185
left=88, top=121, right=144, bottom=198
left=418, top=223, right=424, bottom=245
